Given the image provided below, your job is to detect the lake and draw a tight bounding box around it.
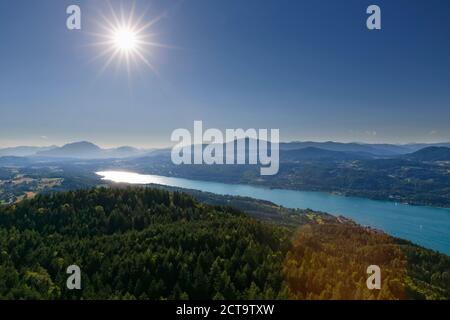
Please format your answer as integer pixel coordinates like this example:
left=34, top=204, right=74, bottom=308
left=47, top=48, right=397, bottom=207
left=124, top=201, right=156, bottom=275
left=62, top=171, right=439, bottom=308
left=97, top=170, right=450, bottom=256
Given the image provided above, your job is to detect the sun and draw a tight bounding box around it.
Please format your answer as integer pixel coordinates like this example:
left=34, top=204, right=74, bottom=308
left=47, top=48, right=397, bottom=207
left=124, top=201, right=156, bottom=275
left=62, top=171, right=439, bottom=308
left=88, top=3, right=171, bottom=76
left=113, top=27, right=138, bottom=52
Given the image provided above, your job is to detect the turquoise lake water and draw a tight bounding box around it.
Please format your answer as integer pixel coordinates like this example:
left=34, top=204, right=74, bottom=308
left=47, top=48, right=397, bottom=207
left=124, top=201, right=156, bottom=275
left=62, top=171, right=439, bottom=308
left=97, top=171, right=450, bottom=256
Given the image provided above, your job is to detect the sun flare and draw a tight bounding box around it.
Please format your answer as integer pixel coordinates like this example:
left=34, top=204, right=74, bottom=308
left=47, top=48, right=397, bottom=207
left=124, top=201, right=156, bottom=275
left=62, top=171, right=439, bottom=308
left=113, top=27, right=138, bottom=52
left=89, top=3, right=171, bottom=76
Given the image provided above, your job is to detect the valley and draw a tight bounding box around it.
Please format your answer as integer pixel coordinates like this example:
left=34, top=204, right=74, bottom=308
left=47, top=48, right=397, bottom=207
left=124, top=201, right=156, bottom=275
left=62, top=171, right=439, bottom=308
left=1, top=141, right=450, bottom=256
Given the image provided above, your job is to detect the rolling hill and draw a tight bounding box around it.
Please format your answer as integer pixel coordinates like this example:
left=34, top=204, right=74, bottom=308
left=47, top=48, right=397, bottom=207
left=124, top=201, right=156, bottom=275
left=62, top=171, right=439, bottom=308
left=281, top=147, right=376, bottom=161
left=0, top=187, right=448, bottom=300
left=35, top=141, right=149, bottom=159
left=0, top=146, right=56, bottom=157
left=403, top=147, right=450, bottom=162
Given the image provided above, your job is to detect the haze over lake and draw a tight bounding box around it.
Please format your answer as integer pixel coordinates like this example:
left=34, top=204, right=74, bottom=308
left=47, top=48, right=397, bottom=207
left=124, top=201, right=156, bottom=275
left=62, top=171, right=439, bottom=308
left=97, top=171, right=450, bottom=255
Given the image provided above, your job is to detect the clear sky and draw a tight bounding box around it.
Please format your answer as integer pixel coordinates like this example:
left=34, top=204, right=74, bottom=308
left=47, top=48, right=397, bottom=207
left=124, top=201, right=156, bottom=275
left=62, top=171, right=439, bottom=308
left=1, top=0, right=450, bottom=148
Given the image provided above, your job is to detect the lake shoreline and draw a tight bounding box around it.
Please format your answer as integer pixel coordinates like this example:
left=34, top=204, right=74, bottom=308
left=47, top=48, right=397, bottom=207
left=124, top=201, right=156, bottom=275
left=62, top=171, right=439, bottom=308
left=96, top=170, right=450, bottom=211
left=96, top=171, right=450, bottom=256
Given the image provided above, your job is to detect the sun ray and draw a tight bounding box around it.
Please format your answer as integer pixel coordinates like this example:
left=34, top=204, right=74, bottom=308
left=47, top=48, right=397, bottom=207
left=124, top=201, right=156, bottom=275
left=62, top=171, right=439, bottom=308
left=88, top=2, right=170, bottom=76
left=134, top=13, right=167, bottom=34
left=135, top=51, right=159, bottom=76
left=107, top=0, right=122, bottom=29
left=137, top=40, right=181, bottom=50
left=127, top=2, right=136, bottom=30
left=99, top=48, right=121, bottom=74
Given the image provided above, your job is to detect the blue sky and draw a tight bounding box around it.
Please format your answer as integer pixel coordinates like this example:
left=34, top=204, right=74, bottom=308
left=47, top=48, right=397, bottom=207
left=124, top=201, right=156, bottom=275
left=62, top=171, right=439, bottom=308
left=1, top=0, right=450, bottom=147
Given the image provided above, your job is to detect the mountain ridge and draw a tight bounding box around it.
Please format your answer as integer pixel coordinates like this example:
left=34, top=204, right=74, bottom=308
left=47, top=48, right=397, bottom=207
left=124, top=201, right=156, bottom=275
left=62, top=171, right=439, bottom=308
left=2, top=140, right=450, bottom=160
left=403, top=146, right=450, bottom=162
left=35, top=141, right=149, bottom=159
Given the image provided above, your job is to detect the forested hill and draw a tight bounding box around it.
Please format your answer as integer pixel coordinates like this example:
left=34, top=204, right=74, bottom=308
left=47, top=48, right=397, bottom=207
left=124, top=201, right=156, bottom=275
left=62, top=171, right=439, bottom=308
left=0, top=187, right=291, bottom=299
left=0, top=187, right=449, bottom=300
left=403, top=146, right=450, bottom=162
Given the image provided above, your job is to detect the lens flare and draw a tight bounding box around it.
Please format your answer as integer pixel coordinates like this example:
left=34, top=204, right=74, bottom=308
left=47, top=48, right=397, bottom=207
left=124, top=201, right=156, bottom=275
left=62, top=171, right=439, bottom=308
left=88, top=3, right=172, bottom=77
left=113, top=28, right=138, bottom=52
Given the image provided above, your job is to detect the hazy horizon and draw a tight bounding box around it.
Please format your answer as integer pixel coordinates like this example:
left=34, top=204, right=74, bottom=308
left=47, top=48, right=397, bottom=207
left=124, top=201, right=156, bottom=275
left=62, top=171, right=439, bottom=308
left=1, top=138, right=450, bottom=150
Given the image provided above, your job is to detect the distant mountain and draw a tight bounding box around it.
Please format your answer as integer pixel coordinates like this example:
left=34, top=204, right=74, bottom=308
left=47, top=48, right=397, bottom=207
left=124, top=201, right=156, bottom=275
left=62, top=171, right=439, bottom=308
left=403, top=147, right=450, bottom=162
left=105, top=146, right=144, bottom=158
left=279, top=141, right=411, bottom=156
left=403, top=143, right=450, bottom=153
left=136, top=140, right=450, bottom=161
left=35, top=141, right=148, bottom=159
left=129, top=142, right=378, bottom=165
left=279, top=141, right=450, bottom=156
left=281, top=147, right=375, bottom=162
left=0, top=146, right=56, bottom=157
left=37, top=141, right=102, bottom=158
left=361, top=143, right=414, bottom=155
left=3, top=140, right=450, bottom=160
